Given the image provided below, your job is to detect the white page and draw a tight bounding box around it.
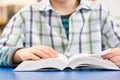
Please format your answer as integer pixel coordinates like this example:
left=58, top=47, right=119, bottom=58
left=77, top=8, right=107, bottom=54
left=14, top=54, right=68, bottom=71
left=68, top=49, right=111, bottom=63
left=69, top=56, right=119, bottom=70
left=68, top=49, right=119, bottom=69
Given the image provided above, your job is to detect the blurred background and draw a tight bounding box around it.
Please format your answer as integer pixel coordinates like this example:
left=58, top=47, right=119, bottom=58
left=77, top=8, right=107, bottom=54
left=0, top=0, right=120, bottom=35
left=98, top=0, right=120, bottom=18
left=0, top=0, right=38, bottom=32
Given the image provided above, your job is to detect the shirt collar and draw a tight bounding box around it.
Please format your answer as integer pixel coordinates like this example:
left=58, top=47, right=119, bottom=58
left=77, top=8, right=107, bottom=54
left=37, top=0, right=94, bottom=11
left=77, top=0, right=92, bottom=10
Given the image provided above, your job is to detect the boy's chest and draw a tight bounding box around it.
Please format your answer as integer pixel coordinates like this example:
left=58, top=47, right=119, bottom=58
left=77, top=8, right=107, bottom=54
left=23, top=11, right=102, bottom=53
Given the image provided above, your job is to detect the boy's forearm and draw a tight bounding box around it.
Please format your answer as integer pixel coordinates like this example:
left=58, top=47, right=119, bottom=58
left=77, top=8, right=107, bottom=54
left=0, top=47, right=19, bottom=67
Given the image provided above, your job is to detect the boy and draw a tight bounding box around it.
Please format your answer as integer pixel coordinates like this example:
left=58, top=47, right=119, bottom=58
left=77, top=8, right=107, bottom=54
left=0, top=0, right=120, bottom=67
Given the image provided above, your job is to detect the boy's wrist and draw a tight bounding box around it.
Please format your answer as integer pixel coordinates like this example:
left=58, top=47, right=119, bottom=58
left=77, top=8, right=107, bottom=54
left=12, top=49, right=23, bottom=64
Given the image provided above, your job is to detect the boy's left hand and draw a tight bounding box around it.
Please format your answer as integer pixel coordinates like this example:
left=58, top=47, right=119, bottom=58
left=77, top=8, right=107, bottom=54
left=103, top=48, right=120, bottom=67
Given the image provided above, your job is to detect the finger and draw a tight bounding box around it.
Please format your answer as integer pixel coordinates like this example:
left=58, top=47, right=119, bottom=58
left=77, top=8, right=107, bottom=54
left=102, top=52, right=119, bottom=59
left=113, top=61, right=120, bottom=68
left=33, top=50, right=49, bottom=59
left=46, top=47, right=58, bottom=57
left=32, top=45, right=58, bottom=58
left=109, top=56, right=120, bottom=63
left=41, top=47, right=58, bottom=58
left=29, top=53, right=41, bottom=60
left=41, top=48, right=55, bottom=58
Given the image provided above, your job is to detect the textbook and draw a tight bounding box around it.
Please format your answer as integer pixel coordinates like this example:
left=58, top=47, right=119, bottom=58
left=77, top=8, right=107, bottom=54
left=14, top=49, right=119, bottom=71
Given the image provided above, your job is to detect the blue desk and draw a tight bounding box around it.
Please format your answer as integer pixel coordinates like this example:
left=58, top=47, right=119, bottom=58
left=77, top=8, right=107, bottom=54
left=0, top=67, right=120, bottom=80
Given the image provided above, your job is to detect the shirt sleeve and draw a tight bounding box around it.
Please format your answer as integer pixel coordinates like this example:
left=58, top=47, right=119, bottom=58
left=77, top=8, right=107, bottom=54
left=101, top=8, right=120, bottom=49
left=0, top=10, right=25, bottom=67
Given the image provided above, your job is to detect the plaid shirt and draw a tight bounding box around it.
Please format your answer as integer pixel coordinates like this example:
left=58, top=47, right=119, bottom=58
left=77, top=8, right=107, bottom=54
left=0, top=0, right=120, bottom=67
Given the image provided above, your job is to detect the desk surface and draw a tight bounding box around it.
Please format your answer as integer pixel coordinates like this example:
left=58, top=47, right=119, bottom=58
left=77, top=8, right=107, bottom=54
left=0, top=67, right=120, bottom=80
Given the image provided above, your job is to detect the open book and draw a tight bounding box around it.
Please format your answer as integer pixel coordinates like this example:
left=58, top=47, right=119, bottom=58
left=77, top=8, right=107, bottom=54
left=14, top=49, right=119, bottom=71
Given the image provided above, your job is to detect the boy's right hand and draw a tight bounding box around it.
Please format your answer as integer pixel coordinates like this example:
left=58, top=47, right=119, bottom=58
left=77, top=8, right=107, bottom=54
left=12, top=45, right=58, bottom=64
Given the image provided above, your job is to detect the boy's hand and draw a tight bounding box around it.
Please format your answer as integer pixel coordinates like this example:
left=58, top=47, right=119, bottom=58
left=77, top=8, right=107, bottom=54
left=103, top=48, right=120, bottom=67
left=13, top=45, right=58, bottom=64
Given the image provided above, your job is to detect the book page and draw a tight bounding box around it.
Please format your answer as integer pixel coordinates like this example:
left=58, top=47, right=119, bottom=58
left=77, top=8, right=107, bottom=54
left=69, top=56, right=119, bottom=70
left=14, top=53, right=68, bottom=71
left=68, top=49, right=119, bottom=70
left=68, top=49, right=111, bottom=63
